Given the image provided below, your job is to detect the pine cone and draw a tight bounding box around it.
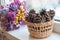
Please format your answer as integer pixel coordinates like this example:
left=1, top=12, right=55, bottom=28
left=32, top=13, right=42, bottom=23
left=48, top=10, right=55, bottom=20
left=40, top=9, right=46, bottom=16
left=40, top=9, right=51, bottom=22
left=29, top=9, right=35, bottom=13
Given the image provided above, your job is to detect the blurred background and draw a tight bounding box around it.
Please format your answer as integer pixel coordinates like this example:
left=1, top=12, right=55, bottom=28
left=26, top=0, right=60, bottom=21
left=0, top=0, right=60, bottom=21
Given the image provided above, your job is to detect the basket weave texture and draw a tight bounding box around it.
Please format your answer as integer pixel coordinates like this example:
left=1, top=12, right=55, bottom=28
left=26, top=20, right=54, bottom=38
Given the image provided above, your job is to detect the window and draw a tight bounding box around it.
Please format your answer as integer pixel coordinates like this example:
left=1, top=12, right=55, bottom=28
left=54, top=5, right=60, bottom=21
left=26, top=0, right=60, bottom=21
left=5, top=0, right=13, bottom=4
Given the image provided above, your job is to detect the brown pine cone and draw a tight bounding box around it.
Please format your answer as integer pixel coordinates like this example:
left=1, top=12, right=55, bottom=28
left=40, top=9, right=51, bottom=22
left=26, top=9, right=36, bottom=22
left=40, top=9, right=46, bottom=16
left=48, top=10, right=55, bottom=20
left=29, top=9, right=35, bottom=13
left=32, top=13, right=42, bottom=23
left=44, top=12, right=51, bottom=22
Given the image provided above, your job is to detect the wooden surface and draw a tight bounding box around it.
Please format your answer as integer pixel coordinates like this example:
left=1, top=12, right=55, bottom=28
left=0, top=30, right=19, bottom=40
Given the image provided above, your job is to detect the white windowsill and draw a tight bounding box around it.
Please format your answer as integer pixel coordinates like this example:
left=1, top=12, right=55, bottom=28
left=7, top=21, right=60, bottom=40
left=53, top=21, right=60, bottom=34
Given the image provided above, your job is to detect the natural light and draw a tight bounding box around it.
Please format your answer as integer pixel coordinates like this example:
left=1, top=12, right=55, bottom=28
left=0, top=0, right=60, bottom=40
left=0, top=0, right=60, bottom=20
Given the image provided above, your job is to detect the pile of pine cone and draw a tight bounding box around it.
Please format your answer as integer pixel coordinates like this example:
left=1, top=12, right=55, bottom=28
left=26, top=9, right=55, bottom=23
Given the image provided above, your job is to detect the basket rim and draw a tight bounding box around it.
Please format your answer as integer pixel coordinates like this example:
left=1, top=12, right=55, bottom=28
left=25, top=19, right=54, bottom=24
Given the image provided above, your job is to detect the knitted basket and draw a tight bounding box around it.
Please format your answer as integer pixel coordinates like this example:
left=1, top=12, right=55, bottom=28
left=26, top=20, right=54, bottom=38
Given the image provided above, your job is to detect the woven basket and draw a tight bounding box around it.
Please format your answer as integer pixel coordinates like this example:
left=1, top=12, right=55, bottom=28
left=26, top=20, right=54, bottom=38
